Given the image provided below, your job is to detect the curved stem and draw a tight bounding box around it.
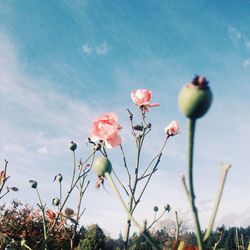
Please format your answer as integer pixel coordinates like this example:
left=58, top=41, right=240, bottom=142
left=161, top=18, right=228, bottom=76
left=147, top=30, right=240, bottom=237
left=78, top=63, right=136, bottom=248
left=187, top=118, right=203, bottom=250
left=204, top=163, right=231, bottom=241
left=105, top=172, right=161, bottom=250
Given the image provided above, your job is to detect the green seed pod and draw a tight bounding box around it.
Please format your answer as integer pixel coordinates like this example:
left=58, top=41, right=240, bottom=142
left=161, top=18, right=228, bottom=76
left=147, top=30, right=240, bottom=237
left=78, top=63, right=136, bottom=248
left=153, top=206, right=159, bottom=212
left=29, top=180, right=38, bottom=189
left=164, top=204, right=171, bottom=212
left=54, top=174, right=63, bottom=182
left=52, top=198, right=60, bottom=206
left=178, top=76, right=213, bottom=119
left=92, top=157, right=112, bottom=177
left=69, top=141, right=77, bottom=151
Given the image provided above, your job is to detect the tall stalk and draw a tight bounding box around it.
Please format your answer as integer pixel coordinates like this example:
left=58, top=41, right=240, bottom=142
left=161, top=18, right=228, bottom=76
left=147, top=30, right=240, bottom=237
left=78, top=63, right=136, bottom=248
left=187, top=118, right=204, bottom=250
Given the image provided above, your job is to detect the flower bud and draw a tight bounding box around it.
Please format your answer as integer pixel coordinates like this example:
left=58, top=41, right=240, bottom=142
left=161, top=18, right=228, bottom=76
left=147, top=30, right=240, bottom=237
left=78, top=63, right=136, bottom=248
left=153, top=206, right=159, bottom=212
left=92, top=157, right=112, bottom=177
left=178, top=75, right=213, bottom=119
left=133, top=124, right=143, bottom=131
left=8, top=187, right=19, bottom=192
left=53, top=174, right=63, bottom=182
left=164, top=204, right=171, bottom=212
left=29, top=180, right=38, bottom=189
left=93, top=143, right=101, bottom=151
left=69, top=141, right=77, bottom=151
left=52, top=198, right=60, bottom=206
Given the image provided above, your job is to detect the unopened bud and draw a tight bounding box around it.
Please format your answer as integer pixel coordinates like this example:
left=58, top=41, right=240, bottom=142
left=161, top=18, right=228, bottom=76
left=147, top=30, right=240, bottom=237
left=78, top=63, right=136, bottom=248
left=52, top=198, right=60, bottom=206
left=93, top=143, right=101, bottom=151
left=164, top=204, right=171, bottom=212
left=92, top=157, right=112, bottom=177
left=29, top=180, right=38, bottom=189
left=153, top=206, right=159, bottom=212
left=69, top=141, right=77, bottom=151
left=53, top=174, right=63, bottom=182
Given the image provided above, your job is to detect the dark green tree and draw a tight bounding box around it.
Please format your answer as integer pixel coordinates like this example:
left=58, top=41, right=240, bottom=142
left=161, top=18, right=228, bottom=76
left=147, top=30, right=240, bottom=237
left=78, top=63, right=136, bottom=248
left=80, top=224, right=105, bottom=250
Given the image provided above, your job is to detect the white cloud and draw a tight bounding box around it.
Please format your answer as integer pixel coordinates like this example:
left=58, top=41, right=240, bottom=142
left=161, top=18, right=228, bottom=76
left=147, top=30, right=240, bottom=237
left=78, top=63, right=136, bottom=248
left=243, top=59, right=250, bottom=68
left=82, top=43, right=92, bottom=54
left=37, top=147, right=48, bottom=155
left=96, top=41, right=108, bottom=55
left=228, top=27, right=242, bottom=44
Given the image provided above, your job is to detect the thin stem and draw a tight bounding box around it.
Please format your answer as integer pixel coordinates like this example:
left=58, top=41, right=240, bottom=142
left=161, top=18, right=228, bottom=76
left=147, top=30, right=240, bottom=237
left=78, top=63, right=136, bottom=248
left=105, top=172, right=161, bottom=250
left=147, top=210, right=166, bottom=231
left=203, top=163, right=231, bottom=241
left=23, top=243, right=33, bottom=250
left=46, top=151, right=95, bottom=241
left=140, top=136, right=168, bottom=179
left=175, top=211, right=180, bottom=241
left=70, top=151, right=77, bottom=189
left=0, top=190, right=9, bottom=199
left=181, top=175, right=191, bottom=201
left=0, top=160, right=8, bottom=196
left=59, top=181, right=62, bottom=210
left=120, top=144, right=131, bottom=188
left=112, top=168, right=129, bottom=196
left=35, top=188, right=48, bottom=249
left=132, top=153, right=162, bottom=214
left=187, top=118, right=203, bottom=250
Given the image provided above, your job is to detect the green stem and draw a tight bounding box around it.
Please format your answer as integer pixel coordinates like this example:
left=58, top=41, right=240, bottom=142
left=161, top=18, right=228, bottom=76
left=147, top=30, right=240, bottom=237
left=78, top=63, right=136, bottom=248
left=204, top=163, right=231, bottom=241
left=59, top=181, right=62, bottom=210
left=23, top=243, right=33, bottom=250
left=35, top=188, right=48, bottom=250
left=70, top=151, right=76, bottom=189
left=187, top=118, right=203, bottom=250
left=105, top=172, right=161, bottom=250
left=124, top=135, right=143, bottom=248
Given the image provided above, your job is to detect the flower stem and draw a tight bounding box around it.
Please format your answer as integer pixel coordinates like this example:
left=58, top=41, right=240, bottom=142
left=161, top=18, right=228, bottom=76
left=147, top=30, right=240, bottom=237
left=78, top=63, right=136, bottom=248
left=187, top=118, right=203, bottom=250
left=204, top=163, right=231, bottom=241
left=105, top=172, right=161, bottom=250
left=35, top=188, right=48, bottom=250
left=70, top=151, right=76, bottom=189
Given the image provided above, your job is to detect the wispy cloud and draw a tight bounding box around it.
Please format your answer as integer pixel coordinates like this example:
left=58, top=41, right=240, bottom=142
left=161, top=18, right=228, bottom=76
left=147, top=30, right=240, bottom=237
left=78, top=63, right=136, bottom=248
left=228, top=27, right=242, bottom=44
left=96, top=41, right=108, bottom=55
left=81, top=43, right=92, bottom=54
left=37, top=147, right=49, bottom=155
left=81, top=42, right=108, bottom=55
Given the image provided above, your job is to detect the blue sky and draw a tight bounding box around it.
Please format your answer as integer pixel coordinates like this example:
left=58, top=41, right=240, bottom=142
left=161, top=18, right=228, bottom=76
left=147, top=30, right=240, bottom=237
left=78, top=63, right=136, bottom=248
left=1, top=0, right=250, bottom=238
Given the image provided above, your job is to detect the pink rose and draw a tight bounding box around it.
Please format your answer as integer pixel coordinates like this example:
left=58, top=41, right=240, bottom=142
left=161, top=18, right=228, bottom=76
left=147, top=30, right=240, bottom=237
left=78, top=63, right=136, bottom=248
left=90, top=112, right=122, bottom=148
left=131, top=89, right=160, bottom=111
left=165, top=121, right=180, bottom=136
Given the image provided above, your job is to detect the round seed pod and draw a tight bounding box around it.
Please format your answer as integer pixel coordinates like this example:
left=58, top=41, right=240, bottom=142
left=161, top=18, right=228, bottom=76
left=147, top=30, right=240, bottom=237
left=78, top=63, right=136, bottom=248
left=92, top=157, right=112, bottom=177
left=178, top=76, right=213, bottom=119
left=69, top=141, right=77, bottom=151
left=153, top=206, right=159, bottom=212
left=52, top=198, right=60, bottom=206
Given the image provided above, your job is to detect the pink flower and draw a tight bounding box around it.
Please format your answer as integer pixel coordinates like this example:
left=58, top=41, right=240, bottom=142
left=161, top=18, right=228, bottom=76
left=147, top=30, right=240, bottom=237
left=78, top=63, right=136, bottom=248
left=131, top=89, right=160, bottom=111
left=165, top=121, right=180, bottom=136
left=90, top=112, right=122, bottom=148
